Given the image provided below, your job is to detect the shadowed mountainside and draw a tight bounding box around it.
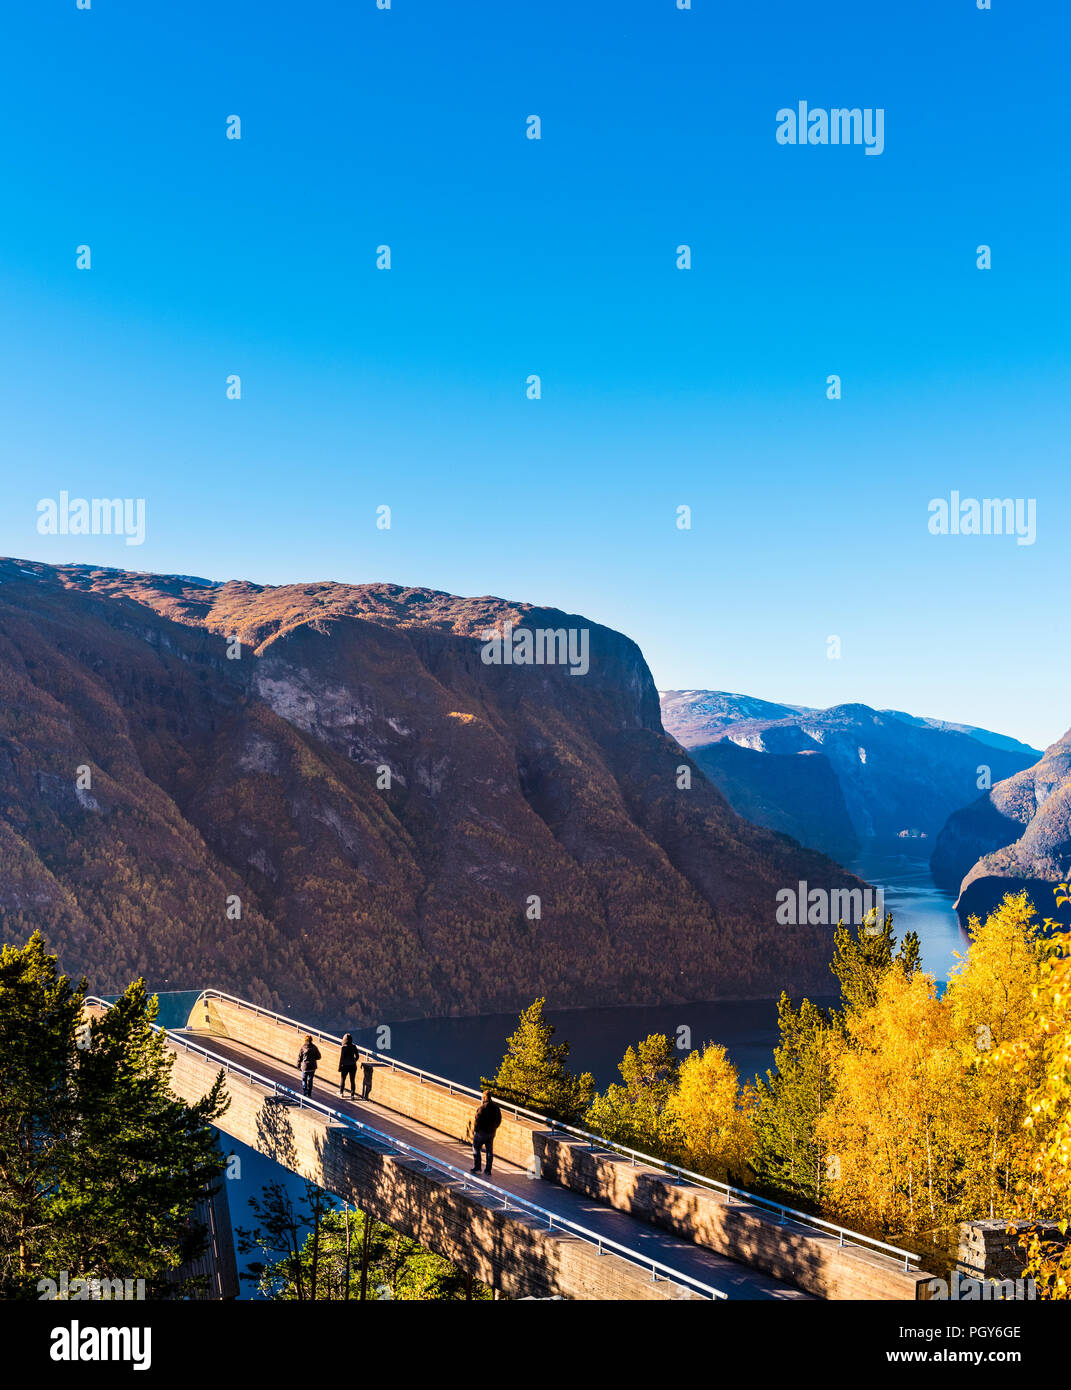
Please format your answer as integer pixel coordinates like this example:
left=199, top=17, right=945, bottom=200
left=931, top=729, right=1071, bottom=926
left=683, top=741, right=859, bottom=863
left=0, top=560, right=865, bottom=1027
left=660, top=690, right=1038, bottom=861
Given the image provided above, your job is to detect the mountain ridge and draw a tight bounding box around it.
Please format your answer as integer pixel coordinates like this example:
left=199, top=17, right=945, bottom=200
left=659, top=689, right=1038, bottom=862
left=0, top=560, right=864, bottom=1027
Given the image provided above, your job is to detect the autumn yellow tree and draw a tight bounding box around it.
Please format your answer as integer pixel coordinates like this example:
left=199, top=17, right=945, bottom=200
left=989, top=887, right=1071, bottom=1298
left=662, top=1043, right=756, bottom=1184
left=817, top=967, right=958, bottom=1250
left=944, top=892, right=1047, bottom=1221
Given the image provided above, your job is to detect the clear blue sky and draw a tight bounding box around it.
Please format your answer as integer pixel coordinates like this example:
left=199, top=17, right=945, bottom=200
left=1, top=2, right=1067, bottom=750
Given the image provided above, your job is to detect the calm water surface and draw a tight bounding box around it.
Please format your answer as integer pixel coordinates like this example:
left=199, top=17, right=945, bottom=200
left=364, top=845, right=966, bottom=1091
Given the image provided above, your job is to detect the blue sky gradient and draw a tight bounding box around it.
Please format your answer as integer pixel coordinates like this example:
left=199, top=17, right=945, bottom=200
left=1, top=2, right=1067, bottom=748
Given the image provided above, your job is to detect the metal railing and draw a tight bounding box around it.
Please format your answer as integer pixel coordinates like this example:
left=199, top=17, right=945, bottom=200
left=188, top=988, right=919, bottom=1271
left=83, top=995, right=724, bottom=1300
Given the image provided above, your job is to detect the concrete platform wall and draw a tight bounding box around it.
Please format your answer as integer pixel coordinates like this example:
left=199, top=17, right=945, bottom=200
left=190, top=994, right=547, bottom=1169
left=537, top=1135, right=931, bottom=1300
left=184, top=993, right=933, bottom=1301
left=167, top=1044, right=701, bottom=1301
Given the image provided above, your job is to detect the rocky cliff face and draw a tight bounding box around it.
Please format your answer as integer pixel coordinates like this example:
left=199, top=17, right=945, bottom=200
left=931, top=730, right=1071, bottom=925
left=660, top=691, right=1038, bottom=858
left=0, top=561, right=864, bottom=1027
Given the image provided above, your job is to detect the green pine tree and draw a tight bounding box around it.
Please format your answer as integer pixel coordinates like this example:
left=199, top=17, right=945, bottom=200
left=0, top=932, right=82, bottom=1293
left=237, top=1180, right=342, bottom=1301
left=583, top=1033, right=679, bottom=1154
left=482, top=998, right=594, bottom=1123
left=751, top=993, right=838, bottom=1206
left=831, top=909, right=920, bottom=1017
left=897, top=928, right=922, bottom=977
left=0, top=932, right=229, bottom=1298
left=239, top=1183, right=492, bottom=1300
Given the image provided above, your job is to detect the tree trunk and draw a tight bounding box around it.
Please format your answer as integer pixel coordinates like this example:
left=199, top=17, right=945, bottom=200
left=358, top=1213, right=373, bottom=1302
left=343, top=1206, right=352, bottom=1300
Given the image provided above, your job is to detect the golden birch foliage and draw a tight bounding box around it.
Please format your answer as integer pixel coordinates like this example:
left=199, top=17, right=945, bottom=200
left=947, top=893, right=1045, bottom=1049
left=990, top=892, right=1071, bottom=1298
left=944, top=893, right=1047, bottom=1219
left=816, top=969, right=957, bottom=1239
left=662, top=1042, right=756, bottom=1183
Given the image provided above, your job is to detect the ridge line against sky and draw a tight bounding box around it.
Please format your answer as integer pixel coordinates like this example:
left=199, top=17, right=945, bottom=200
left=1, top=553, right=1057, bottom=754
left=1, top=2, right=1067, bottom=750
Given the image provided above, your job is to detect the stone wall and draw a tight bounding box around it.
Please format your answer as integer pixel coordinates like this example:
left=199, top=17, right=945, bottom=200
left=190, top=993, right=547, bottom=1168
left=956, top=1219, right=1067, bottom=1286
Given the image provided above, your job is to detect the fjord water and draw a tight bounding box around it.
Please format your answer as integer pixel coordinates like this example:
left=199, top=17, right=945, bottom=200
left=145, top=848, right=963, bottom=1090
left=847, top=845, right=967, bottom=983
left=369, top=846, right=965, bottom=1090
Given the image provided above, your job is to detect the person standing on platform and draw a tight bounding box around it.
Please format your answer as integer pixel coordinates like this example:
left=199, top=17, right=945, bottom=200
left=338, top=1033, right=358, bottom=1097
left=471, top=1091, right=503, bottom=1174
left=297, top=1035, right=321, bottom=1098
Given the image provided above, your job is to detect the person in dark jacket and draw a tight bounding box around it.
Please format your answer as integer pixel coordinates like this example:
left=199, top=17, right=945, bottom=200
left=338, top=1034, right=358, bottom=1097
left=297, top=1035, right=321, bottom=1097
left=360, top=1060, right=376, bottom=1100
left=471, top=1091, right=503, bottom=1174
